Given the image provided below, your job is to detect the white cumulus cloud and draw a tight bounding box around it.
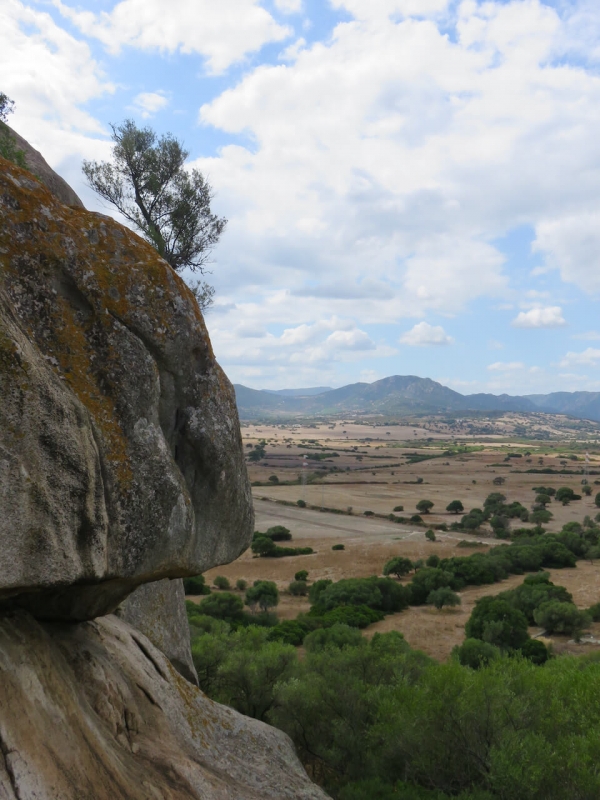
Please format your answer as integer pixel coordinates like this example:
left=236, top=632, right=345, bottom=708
left=559, top=348, right=600, bottom=368
left=400, top=322, right=454, bottom=346
left=512, top=307, right=566, bottom=329
left=131, top=91, right=169, bottom=118
left=53, top=0, right=291, bottom=73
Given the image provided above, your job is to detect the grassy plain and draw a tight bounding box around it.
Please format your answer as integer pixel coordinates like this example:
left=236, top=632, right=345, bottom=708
left=203, top=414, right=600, bottom=661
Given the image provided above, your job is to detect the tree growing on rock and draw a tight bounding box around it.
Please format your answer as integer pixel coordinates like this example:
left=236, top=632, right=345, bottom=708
left=0, top=92, right=26, bottom=168
left=83, top=120, right=226, bottom=310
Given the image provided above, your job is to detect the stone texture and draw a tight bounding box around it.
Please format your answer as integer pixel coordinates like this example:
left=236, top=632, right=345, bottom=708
left=0, top=156, right=254, bottom=620
left=5, top=124, right=84, bottom=208
left=118, top=579, right=198, bottom=685
left=0, top=612, right=329, bottom=800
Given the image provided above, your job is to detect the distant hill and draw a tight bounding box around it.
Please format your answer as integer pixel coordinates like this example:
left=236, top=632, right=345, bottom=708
left=264, top=387, right=333, bottom=397
left=233, top=375, right=600, bottom=423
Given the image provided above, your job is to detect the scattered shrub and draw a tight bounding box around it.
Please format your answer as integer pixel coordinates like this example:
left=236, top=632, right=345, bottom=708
left=332, top=543, right=345, bottom=551
left=289, top=580, right=309, bottom=596
left=213, top=575, right=231, bottom=590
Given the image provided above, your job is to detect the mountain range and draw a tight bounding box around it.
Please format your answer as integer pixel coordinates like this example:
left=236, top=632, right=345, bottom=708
left=234, top=375, right=600, bottom=422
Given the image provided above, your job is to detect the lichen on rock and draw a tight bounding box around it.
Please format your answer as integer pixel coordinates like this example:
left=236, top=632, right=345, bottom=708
left=0, top=155, right=254, bottom=620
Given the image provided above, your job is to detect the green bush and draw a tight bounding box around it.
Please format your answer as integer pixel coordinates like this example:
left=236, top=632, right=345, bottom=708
left=313, top=577, right=410, bottom=614
left=197, top=592, right=244, bottom=622
left=465, top=596, right=529, bottom=650
left=235, top=578, right=248, bottom=591
left=245, top=581, right=279, bottom=612
left=533, top=601, right=591, bottom=637
left=427, top=587, right=461, bottom=610
left=266, top=525, right=292, bottom=541
left=289, top=580, right=309, bottom=596
left=332, top=543, right=345, bottom=551
left=453, top=638, right=500, bottom=669
left=425, top=529, right=436, bottom=541
left=304, top=623, right=364, bottom=652
left=308, top=604, right=385, bottom=629
left=393, top=505, right=404, bottom=512
left=295, top=570, right=309, bottom=581
left=383, top=556, right=413, bottom=578
left=213, top=575, right=231, bottom=590
left=297, top=499, right=307, bottom=507
left=183, top=575, right=211, bottom=595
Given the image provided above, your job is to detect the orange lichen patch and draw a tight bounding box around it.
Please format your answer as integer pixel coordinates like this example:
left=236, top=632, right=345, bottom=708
left=0, top=156, right=214, bottom=486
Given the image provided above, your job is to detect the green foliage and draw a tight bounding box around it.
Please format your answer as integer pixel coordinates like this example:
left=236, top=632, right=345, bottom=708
left=213, top=575, right=230, bottom=590
left=427, top=587, right=461, bottom=610
left=188, top=607, right=600, bottom=799
left=82, top=120, right=225, bottom=310
left=265, top=525, right=292, bottom=541
left=297, top=499, right=307, bottom=507
left=411, top=515, right=424, bottom=523
left=308, top=604, right=385, bottom=629
left=295, top=570, right=309, bottom=581
left=197, top=592, right=244, bottom=622
left=408, top=568, right=457, bottom=605
left=383, top=556, right=413, bottom=578
left=425, top=529, right=436, bottom=542
left=332, top=543, right=346, bottom=550
left=313, top=577, right=410, bottom=614
left=426, top=554, right=440, bottom=568
left=556, top=486, right=581, bottom=505
left=533, top=601, right=591, bottom=637
left=288, top=579, right=309, bottom=596
left=182, top=574, right=211, bottom=595
left=393, top=505, right=404, bottom=512
left=465, top=596, right=529, bottom=650
left=535, top=493, right=551, bottom=506
left=251, top=533, right=313, bottom=558
left=268, top=474, right=279, bottom=483
left=0, top=94, right=26, bottom=169
left=245, top=581, right=279, bottom=612
left=453, top=638, right=500, bottom=669
left=417, top=499, right=434, bottom=514
left=235, top=578, right=248, bottom=591
left=519, top=638, right=550, bottom=665
left=446, top=500, right=464, bottom=514
left=304, top=623, right=364, bottom=653
left=308, top=579, right=333, bottom=605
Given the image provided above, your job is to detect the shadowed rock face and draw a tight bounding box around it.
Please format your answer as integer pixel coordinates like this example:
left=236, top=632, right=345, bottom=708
left=0, top=157, right=254, bottom=620
left=0, top=612, right=329, bottom=800
left=118, top=578, right=198, bottom=685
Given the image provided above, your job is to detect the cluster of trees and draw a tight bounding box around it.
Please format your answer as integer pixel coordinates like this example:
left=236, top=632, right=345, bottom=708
left=251, top=526, right=314, bottom=558
left=187, top=606, right=600, bottom=799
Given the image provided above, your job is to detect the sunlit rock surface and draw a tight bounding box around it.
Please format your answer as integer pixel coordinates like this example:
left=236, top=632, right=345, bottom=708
left=0, top=612, right=329, bottom=800
left=0, top=156, right=253, bottom=620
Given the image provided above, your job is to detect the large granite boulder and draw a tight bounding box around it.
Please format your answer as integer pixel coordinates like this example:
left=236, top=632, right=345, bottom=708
left=0, top=611, right=329, bottom=800
left=0, top=156, right=253, bottom=620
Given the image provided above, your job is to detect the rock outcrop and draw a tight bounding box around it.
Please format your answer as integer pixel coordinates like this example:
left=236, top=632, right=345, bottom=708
left=0, top=156, right=253, bottom=620
left=118, top=578, right=198, bottom=685
left=4, top=124, right=84, bottom=208
left=0, top=612, right=328, bottom=800
left=0, top=149, right=327, bottom=799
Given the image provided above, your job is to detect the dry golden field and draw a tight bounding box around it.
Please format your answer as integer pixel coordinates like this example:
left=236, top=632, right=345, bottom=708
left=200, top=419, right=600, bottom=661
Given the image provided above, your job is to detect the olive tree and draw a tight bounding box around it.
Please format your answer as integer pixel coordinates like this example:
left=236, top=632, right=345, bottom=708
left=83, top=119, right=226, bottom=310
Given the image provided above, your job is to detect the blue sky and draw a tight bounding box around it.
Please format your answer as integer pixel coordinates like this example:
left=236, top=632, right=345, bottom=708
left=3, top=0, right=600, bottom=394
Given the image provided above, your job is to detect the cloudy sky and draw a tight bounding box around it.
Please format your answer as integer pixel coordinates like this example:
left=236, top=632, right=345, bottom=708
left=3, top=0, right=600, bottom=394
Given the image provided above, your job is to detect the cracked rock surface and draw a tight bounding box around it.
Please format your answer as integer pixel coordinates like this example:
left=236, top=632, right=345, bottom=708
left=0, top=612, right=329, bottom=800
